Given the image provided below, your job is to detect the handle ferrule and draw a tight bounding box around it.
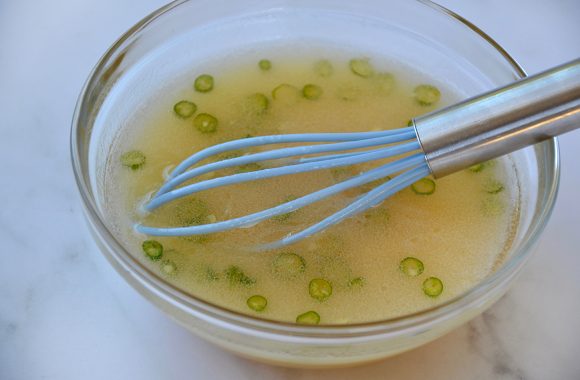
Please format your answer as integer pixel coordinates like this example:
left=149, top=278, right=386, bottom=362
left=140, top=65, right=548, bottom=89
left=414, top=59, right=580, bottom=178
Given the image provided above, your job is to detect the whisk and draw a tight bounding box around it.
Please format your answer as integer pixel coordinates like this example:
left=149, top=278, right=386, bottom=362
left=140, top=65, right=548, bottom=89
left=136, top=59, right=580, bottom=250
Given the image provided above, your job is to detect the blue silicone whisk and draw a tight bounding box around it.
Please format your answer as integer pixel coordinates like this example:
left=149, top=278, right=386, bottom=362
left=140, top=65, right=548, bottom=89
left=136, top=59, right=580, bottom=250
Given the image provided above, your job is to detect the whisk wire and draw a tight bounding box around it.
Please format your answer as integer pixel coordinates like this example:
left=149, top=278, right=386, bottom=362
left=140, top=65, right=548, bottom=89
left=158, top=129, right=416, bottom=195
left=147, top=140, right=421, bottom=210
left=135, top=153, right=426, bottom=239
left=169, top=128, right=416, bottom=178
left=260, top=163, right=430, bottom=250
left=296, top=151, right=371, bottom=164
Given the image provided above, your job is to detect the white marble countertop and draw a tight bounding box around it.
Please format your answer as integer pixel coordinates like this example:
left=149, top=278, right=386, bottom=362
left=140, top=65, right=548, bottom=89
left=1, top=0, right=579, bottom=379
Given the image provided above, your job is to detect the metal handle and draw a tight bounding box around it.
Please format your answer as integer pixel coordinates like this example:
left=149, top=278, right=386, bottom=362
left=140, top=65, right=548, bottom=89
left=414, top=58, right=580, bottom=178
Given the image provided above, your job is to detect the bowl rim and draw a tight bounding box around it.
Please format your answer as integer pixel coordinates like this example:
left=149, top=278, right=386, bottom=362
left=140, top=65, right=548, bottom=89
left=70, top=0, right=560, bottom=337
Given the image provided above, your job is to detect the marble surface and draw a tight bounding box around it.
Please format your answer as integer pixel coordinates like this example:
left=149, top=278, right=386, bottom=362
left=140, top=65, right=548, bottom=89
left=1, top=0, right=579, bottom=379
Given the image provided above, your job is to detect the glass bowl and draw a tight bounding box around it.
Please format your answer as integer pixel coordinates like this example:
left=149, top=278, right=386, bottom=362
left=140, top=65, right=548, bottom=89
left=71, top=0, right=559, bottom=367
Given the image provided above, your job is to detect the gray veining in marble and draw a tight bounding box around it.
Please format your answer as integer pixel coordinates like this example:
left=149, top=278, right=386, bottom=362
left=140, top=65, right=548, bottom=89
left=1, top=0, right=579, bottom=379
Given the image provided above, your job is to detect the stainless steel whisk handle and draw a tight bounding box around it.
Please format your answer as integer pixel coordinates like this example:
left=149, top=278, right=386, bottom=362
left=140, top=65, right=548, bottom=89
left=414, top=58, right=580, bottom=178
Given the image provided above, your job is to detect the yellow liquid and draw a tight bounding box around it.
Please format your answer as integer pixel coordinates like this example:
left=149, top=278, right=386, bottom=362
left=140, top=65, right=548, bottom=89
left=105, top=46, right=517, bottom=324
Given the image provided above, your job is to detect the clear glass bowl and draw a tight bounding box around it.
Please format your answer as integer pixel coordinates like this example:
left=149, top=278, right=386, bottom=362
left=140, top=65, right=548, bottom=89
left=71, top=0, right=559, bottom=367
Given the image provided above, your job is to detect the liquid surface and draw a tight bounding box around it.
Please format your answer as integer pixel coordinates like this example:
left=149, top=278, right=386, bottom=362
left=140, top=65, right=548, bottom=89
left=105, top=45, right=517, bottom=324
